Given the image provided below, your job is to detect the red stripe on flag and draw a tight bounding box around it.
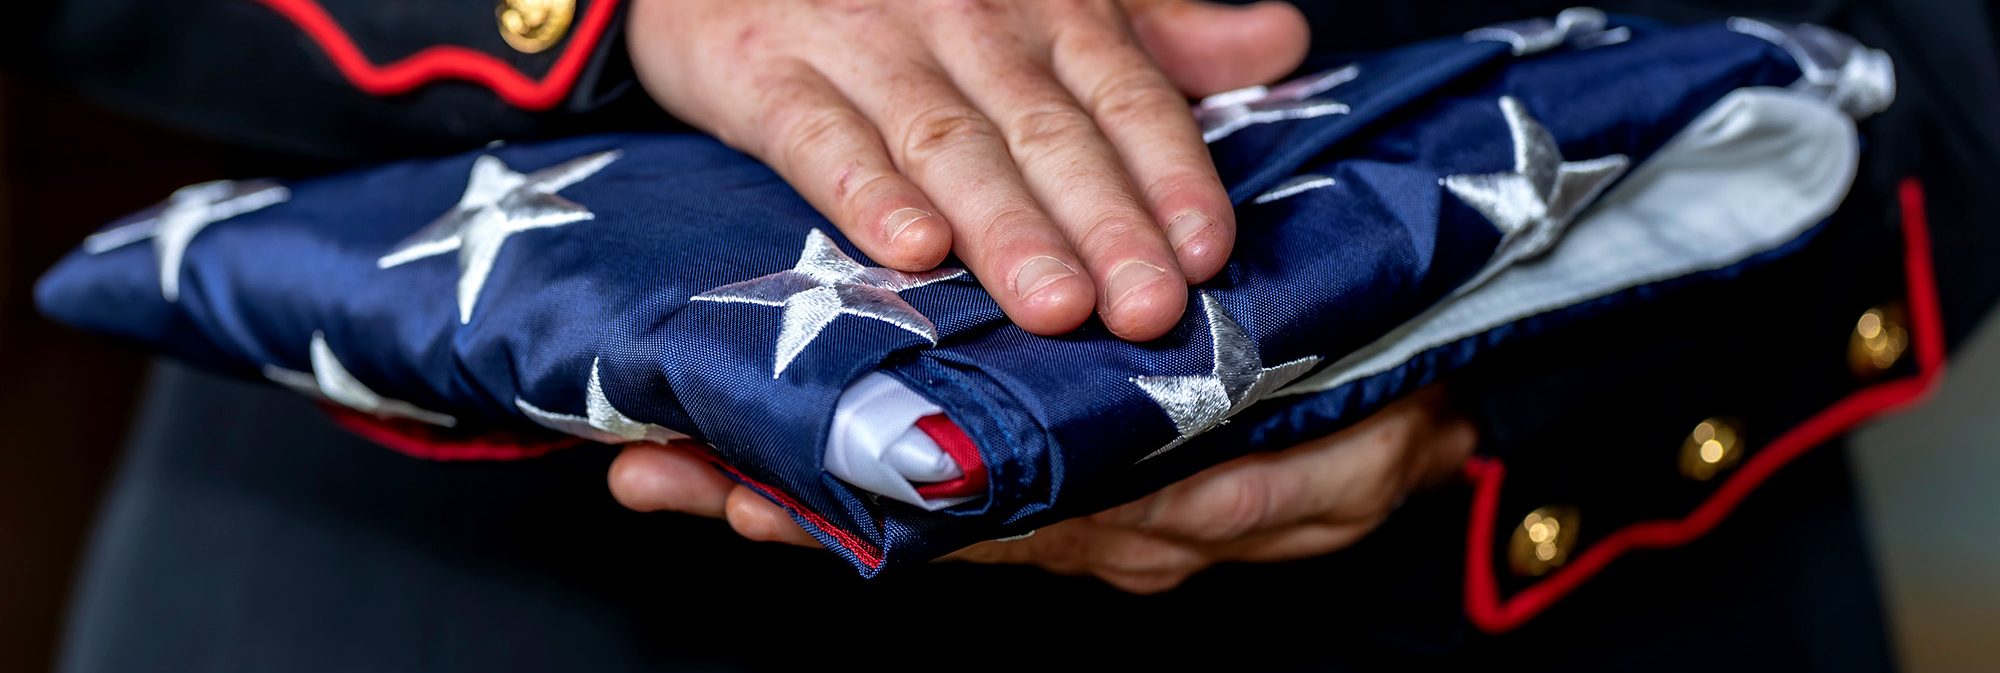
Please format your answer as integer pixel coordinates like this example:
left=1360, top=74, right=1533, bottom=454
left=913, top=414, right=989, bottom=500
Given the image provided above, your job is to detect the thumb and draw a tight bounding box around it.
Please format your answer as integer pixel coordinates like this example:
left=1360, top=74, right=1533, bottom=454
left=1124, top=0, right=1313, bottom=97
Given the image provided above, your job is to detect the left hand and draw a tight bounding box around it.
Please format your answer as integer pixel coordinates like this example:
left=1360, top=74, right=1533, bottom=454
left=609, top=386, right=1475, bottom=593
left=624, top=0, right=1310, bottom=341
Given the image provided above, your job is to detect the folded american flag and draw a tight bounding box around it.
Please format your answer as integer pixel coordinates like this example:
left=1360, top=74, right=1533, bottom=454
left=37, top=12, right=1891, bottom=574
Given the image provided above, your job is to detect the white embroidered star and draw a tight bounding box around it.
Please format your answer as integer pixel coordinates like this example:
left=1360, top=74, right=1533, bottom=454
left=1132, top=294, right=1321, bottom=462
left=1195, top=65, right=1359, bottom=143
left=692, top=229, right=963, bottom=378
left=83, top=179, right=290, bottom=302
left=516, top=357, right=688, bottom=445
left=1443, top=96, right=1629, bottom=261
left=264, top=331, right=458, bottom=427
left=1464, top=7, right=1616, bottom=55
left=378, top=150, right=620, bottom=324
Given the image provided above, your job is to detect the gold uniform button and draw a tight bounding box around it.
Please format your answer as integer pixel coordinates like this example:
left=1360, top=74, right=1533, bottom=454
left=1848, top=303, right=1909, bottom=379
left=498, top=0, right=574, bottom=54
left=1509, top=506, right=1580, bottom=577
left=1679, top=417, right=1744, bottom=481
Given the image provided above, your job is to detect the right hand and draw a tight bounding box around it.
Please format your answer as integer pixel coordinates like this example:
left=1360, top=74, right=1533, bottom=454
left=625, top=0, right=1310, bottom=340
left=608, top=385, right=1474, bottom=594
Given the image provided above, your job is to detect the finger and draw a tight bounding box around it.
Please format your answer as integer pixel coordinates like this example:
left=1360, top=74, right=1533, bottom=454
left=945, top=518, right=1208, bottom=579
left=1095, top=567, right=1199, bottom=595
left=1050, top=8, right=1235, bottom=283
left=607, top=442, right=737, bottom=517
left=1410, top=388, right=1479, bottom=487
left=836, top=58, right=1097, bottom=336
left=1095, top=436, right=1397, bottom=543
left=1124, top=0, right=1312, bottom=97
left=735, top=61, right=952, bottom=271
left=1101, top=387, right=1477, bottom=542
left=1211, top=521, right=1378, bottom=563
left=926, top=16, right=1188, bottom=340
left=723, top=486, right=822, bottom=548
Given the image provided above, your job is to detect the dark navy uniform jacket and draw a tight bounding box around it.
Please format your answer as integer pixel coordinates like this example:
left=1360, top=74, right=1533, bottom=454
left=20, top=0, right=1999, bottom=670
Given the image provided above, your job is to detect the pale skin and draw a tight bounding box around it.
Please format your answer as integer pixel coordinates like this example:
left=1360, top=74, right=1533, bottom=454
left=626, top=0, right=1312, bottom=340
left=610, top=386, right=1475, bottom=593
left=621, top=0, right=1475, bottom=590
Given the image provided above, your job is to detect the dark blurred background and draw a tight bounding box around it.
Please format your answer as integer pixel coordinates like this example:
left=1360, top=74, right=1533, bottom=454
left=0, top=75, right=264, bottom=673
left=3, top=53, right=1998, bottom=673
left=1, top=76, right=169, bottom=673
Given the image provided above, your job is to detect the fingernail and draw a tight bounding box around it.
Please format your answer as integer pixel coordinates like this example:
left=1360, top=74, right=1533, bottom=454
left=1105, top=260, right=1171, bottom=311
left=1013, top=256, right=1078, bottom=300
left=884, top=207, right=935, bottom=244
left=1166, top=211, right=1215, bottom=254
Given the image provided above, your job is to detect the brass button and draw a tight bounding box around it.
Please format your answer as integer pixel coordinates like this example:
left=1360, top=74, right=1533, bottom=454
left=1848, top=304, right=1909, bottom=379
left=497, top=0, right=574, bottom=54
left=1679, top=417, right=1744, bottom=481
left=1509, top=506, right=1580, bottom=577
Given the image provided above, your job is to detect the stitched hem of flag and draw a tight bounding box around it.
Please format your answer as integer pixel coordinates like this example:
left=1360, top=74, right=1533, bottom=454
left=700, top=451, right=887, bottom=571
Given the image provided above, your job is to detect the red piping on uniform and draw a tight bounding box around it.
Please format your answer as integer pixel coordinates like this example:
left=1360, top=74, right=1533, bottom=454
left=250, top=0, right=623, bottom=110
left=913, top=414, right=990, bottom=500
left=1463, top=178, right=1946, bottom=633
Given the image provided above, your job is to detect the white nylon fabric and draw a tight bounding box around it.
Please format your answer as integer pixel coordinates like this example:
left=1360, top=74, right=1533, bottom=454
left=1276, top=87, right=1862, bottom=398
left=825, top=373, right=974, bottom=510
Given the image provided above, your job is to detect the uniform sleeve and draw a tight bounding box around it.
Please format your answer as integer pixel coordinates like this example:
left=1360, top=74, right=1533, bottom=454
left=22, top=0, right=662, bottom=162
left=1445, top=0, right=2000, bottom=633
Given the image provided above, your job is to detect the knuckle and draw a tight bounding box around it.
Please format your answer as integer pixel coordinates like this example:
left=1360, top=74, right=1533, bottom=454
left=743, top=68, right=813, bottom=118
left=1089, top=73, right=1183, bottom=126
left=899, top=106, right=1001, bottom=166
left=771, top=106, right=864, bottom=167
left=969, top=200, right=1049, bottom=250
left=1173, top=479, right=1274, bottom=542
left=1144, top=171, right=1225, bottom=208
left=834, top=170, right=898, bottom=212
left=1007, top=106, right=1097, bottom=156
left=1073, top=211, right=1156, bottom=260
left=728, top=23, right=771, bottom=57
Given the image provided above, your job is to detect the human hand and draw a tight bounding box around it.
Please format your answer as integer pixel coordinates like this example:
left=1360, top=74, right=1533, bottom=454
left=608, top=386, right=1476, bottom=593
left=625, top=0, right=1310, bottom=340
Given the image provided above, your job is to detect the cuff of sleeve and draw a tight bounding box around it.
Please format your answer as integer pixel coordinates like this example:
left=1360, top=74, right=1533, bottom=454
left=1462, top=178, right=1945, bottom=633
